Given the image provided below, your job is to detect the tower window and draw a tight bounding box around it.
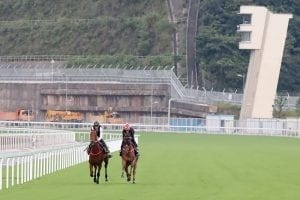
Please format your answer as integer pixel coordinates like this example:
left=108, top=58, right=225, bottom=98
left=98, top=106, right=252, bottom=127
left=242, top=14, right=252, bottom=24
left=240, top=32, right=251, bottom=42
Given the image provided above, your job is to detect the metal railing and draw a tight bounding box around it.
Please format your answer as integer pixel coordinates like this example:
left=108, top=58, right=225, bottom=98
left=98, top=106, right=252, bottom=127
left=0, top=64, right=298, bottom=108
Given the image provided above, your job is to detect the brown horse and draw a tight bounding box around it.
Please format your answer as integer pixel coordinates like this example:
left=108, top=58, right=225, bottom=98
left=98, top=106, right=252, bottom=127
left=88, top=129, right=109, bottom=184
left=121, top=137, right=138, bottom=183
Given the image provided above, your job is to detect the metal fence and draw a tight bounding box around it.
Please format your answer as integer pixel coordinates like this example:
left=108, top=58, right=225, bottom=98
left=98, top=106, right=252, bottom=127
left=1, top=118, right=300, bottom=137
left=0, top=63, right=298, bottom=108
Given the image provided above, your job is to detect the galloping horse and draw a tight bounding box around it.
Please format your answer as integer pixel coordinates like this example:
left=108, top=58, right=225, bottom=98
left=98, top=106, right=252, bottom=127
left=88, top=129, right=109, bottom=184
left=121, top=136, right=138, bottom=183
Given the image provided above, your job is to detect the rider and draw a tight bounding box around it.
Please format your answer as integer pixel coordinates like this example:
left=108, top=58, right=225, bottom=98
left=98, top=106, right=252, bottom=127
left=88, top=121, right=112, bottom=158
left=120, top=123, right=139, bottom=157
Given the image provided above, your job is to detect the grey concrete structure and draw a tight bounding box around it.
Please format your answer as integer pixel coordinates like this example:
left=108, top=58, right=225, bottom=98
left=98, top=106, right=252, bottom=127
left=0, top=81, right=216, bottom=122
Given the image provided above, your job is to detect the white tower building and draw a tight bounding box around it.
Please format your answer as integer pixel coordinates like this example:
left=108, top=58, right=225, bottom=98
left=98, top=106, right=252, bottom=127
left=238, top=6, right=292, bottom=119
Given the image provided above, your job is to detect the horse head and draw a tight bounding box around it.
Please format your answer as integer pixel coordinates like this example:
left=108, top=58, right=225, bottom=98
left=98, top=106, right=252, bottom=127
left=122, top=137, right=134, bottom=154
left=90, top=129, right=98, bottom=142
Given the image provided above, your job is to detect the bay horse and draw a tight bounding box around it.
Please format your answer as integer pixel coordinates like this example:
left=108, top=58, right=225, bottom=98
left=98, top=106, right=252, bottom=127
left=88, top=129, right=109, bottom=184
left=121, top=136, right=138, bottom=183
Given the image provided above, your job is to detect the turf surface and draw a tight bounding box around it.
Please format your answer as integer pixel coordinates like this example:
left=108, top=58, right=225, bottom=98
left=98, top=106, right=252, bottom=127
left=1, top=133, right=300, bottom=200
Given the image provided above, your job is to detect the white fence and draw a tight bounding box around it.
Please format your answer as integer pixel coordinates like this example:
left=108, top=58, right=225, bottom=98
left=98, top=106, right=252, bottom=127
left=0, top=128, right=76, bottom=152
left=1, top=119, right=300, bottom=137
left=0, top=126, right=124, bottom=191
left=0, top=145, right=86, bottom=190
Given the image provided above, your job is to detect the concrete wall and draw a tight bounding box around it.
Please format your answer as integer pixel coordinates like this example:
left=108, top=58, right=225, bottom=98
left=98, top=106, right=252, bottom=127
left=0, top=81, right=215, bottom=122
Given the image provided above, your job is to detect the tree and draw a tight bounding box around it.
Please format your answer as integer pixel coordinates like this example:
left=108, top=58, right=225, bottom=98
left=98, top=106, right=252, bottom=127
left=273, top=95, right=287, bottom=118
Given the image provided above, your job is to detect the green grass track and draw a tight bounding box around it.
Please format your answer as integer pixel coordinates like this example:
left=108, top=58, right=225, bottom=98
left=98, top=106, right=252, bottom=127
left=1, top=133, right=300, bottom=200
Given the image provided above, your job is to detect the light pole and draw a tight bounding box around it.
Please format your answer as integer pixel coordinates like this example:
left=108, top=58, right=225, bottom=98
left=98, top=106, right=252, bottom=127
left=237, top=74, right=245, bottom=93
left=146, top=73, right=155, bottom=124
left=50, top=59, right=55, bottom=82
left=65, top=76, right=68, bottom=113
left=63, top=74, right=68, bottom=113
left=168, top=98, right=176, bottom=126
left=150, top=101, right=158, bottom=125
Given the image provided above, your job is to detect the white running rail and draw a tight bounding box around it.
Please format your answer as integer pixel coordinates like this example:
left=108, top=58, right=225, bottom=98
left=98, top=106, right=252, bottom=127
left=0, top=127, right=126, bottom=191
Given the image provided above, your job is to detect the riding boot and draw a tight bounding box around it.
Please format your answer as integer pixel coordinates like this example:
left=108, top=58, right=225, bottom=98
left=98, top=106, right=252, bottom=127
left=119, top=150, right=122, bottom=156
left=100, top=140, right=112, bottom=158
left=135, top=147, right=140, bottom=157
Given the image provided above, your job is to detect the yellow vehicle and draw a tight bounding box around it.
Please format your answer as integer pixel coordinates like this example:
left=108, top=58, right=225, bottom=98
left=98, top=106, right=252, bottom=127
left=45, top=110, right=83, bottom=122
left=101, top=111, right=123, bottom=124
left=87, top=109, right=123, bottom=124
left=0, top=109, right=34, bottom=121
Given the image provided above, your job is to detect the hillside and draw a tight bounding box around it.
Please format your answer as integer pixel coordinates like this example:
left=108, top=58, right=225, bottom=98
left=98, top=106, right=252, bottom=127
left=0, top=0, right=174, bottom=65
left=1, top=0, right=300, bottom=94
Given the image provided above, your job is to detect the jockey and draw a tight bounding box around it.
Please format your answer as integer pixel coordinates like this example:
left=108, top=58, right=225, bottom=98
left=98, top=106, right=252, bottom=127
left=88, top=121, right=112, bottom=158
left=120, top=123, right=139, bottom=157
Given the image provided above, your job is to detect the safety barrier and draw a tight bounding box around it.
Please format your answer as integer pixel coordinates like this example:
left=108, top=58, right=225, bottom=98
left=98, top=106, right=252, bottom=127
left=0, top=128, right=75, bottom=152
left=0, top=126, right=126, bottom=191
left=0, top=145, right=86, bottom=190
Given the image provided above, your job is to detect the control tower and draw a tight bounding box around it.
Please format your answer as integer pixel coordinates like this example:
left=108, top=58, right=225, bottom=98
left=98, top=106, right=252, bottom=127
left=237, top=6, right=292, bottom=119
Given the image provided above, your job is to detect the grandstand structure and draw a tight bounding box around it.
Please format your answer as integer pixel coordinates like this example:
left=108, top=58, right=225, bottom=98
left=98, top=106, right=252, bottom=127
left=0, top=62, right=225, bottom=122
left=0, top=62, right=298, bottom=122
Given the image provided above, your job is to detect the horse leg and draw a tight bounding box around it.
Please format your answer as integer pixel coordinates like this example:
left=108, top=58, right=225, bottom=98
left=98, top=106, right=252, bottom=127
left=128, top=164, right=134, bottom=182
left=104, top=158, right=109, bottom=182
left=93, top=165, right=97, bottom=183
left=96, top=164, right=101, bottom=184
left=132, top=164, right=136, bottom=184
left=89, top=163, right=93, bottom=177
left=126, top=165, right=131, bottom=182
left=132, top=158, right=138, bottom=183
left=121, top=159, right=126, bottom=178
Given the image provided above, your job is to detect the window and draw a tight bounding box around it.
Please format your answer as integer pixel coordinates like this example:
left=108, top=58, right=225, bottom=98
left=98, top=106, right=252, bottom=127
left=240, top=32, right=251, bottom=42
left=88, top=96, right=97, bottom=106
left=242, top=14, right=252, bottom=24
